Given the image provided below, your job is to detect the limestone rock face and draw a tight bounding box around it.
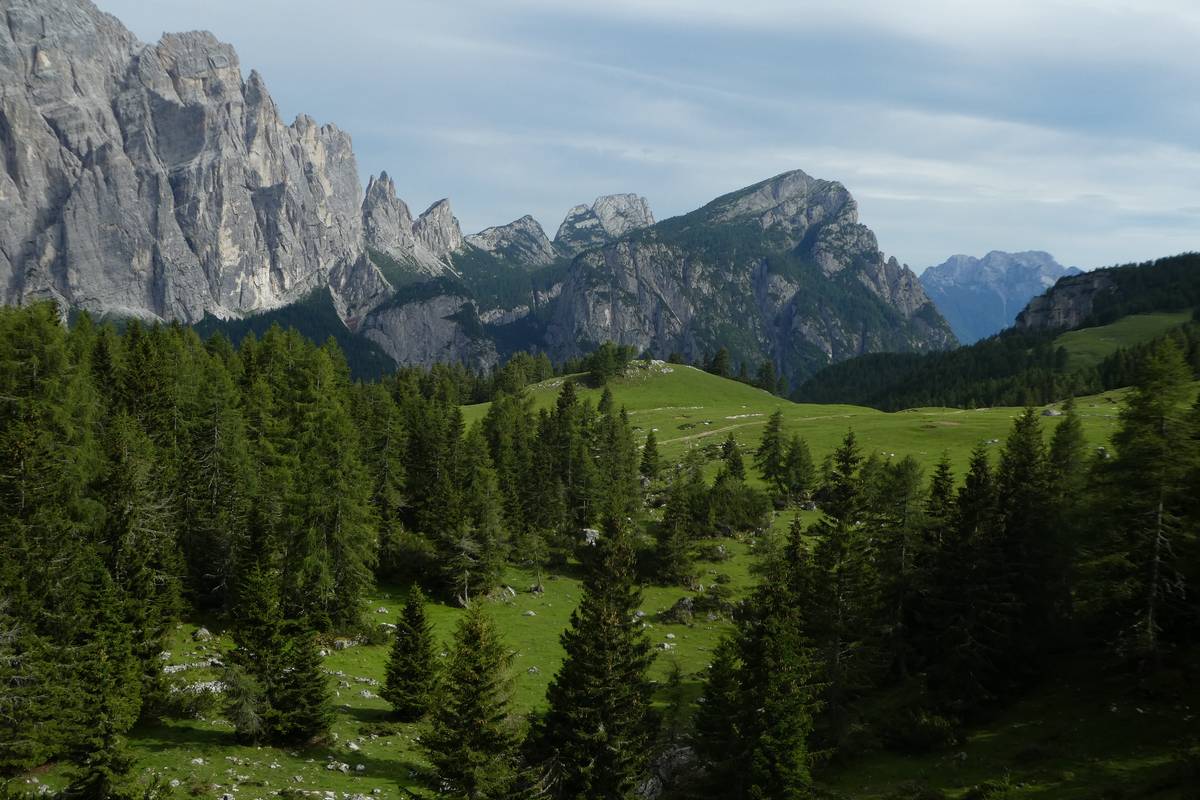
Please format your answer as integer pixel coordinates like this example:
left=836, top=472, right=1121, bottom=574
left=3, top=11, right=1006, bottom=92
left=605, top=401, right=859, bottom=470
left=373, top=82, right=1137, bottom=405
left=413, top=199, right=464, bottom=262
left=544, top=170, right=955, bottom=387
left=554, top=194, right=655, bottom=255
left=921, top=251, right=1081, bottom=342
left=465, top=215, right=557, bottom=268
left=0, top=0, right=364, bottom=322
left=359, top=292, right=498, bottom=371
left=1016, top=270, right=1117, bottom=331
left=361, top=171, right=449, bottom=275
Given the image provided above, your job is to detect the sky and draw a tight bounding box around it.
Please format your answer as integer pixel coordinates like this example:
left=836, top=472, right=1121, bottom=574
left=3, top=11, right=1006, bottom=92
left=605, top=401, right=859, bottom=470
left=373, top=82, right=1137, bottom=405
left=100, top=0, right=1200, bottom=272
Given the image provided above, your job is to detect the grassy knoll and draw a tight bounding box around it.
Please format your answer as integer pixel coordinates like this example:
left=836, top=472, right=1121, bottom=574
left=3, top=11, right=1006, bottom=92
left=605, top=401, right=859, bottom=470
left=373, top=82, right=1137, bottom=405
left=1055, top=312, right=1193, bottom=370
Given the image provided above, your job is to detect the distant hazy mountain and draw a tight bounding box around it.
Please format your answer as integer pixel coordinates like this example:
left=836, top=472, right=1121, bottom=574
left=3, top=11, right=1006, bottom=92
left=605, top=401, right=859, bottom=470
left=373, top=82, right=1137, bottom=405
left=919, top=251, right=1081, bottom=343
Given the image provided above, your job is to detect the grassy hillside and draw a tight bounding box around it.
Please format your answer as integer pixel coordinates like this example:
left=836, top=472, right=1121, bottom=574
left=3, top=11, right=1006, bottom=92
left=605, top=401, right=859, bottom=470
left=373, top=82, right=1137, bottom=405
left=24, top=365, right=1189, bottom=800
left=465, top=361, right=1121, bottom=479
left=1055, top=311, right=1193, bottom=369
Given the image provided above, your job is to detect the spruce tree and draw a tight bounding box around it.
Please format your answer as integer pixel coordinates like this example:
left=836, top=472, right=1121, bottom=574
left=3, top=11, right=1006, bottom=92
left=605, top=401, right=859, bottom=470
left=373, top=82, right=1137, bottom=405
left=286, top=350, right=377, bottom=629
left=382, top=586, right=438, bottom=720
left=268, top=621, right=334, bottom=743
left=721, top=433, right=746, bottom=480
left=423, top=603, right=518, bottom=800
left=536, top=519, right=655, bottom=799
left=754, top=410, right=787, bottom=496
left=1089, top=340, right=1198, bottom=660
left=640, top=430, right=660, bottom=481
left=782, top=435, right=816, bottom=505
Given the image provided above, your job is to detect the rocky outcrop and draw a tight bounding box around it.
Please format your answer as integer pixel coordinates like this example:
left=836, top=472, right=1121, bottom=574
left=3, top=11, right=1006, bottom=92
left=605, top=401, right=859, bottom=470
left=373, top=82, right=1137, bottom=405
left=358, top=290, right=497, bottom=371
left=554, top=194, right=655, bottom=255
left=920, top=251, right=1081, bottom=342
left=0, top=0, right=365, bottom=322
left=465, top=215, right=557, bottom=268
left=1016, top=270, right=1117, bottom=331
left=413, top=199, right=464, bottom=262
left=544, top=170, right=955, bottom=387
left=361, top=171, right=447, bottom=275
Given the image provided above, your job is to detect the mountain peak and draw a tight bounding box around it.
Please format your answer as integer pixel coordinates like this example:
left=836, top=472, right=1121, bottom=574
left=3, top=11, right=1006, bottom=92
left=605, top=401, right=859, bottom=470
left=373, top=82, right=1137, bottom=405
left=414, top=199, right=464, bottom=260
left=554, top=193, right=655, bottom=255
left=465, top=215, right=557, bottom=268
left=919, top=250, right=1082, bottom=343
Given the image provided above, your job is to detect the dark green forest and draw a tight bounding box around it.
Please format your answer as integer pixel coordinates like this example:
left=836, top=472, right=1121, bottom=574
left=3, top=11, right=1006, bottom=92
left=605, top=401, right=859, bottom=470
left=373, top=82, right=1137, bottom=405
left=2, top=301, right=1199, bottom=799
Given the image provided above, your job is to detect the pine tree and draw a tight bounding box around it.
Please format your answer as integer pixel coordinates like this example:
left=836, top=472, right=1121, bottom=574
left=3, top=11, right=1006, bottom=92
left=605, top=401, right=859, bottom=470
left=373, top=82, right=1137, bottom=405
left=640, top=430, right=660, bottom=481
left=693, top=636, right=744, bottom=793
left=782, top=435, right=816, bottom=505
left=64, top=563, right=143, bottom=800
left=285, top=350, right=377, bottom=629
left=227, top=562, right=282, bottom=743
left=382, top=586, right=438, bottom=720
left=536, top=519, right=655, bottom=799
left=722, top=433, right=746, bottom=481
left=423, top=603, right=518, bottom=800
left=754, top=410, right=787, bottom=496
left=1089, top=340, right=1198, bottom=661
left=268, top=621, right=334, bottom=744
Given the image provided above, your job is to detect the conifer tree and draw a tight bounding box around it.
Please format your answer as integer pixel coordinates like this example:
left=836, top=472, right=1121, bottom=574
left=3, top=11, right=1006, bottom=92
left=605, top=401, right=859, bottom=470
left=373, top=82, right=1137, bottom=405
left=693, top=636, right=744, bottom=792
left=536, top=519, right=655, bottom=799
left=64, top=563, right=143, bottom=800
left=423, top=603, right=518, bottom=800
left=640, top=430, right=660, bottom=481
left=754, top=410, right=787, bottom=496
left=1089, top=340, right=1198, bottom=660
left=782, top=435, right=816, bottom=505
left=268, top=621, right=334, bottom=743
left=285, top=350, right=377, bottom=629
left=382, top=586, right=438, bottom=720
left=721, top=433, right=746, bottom=480
left=227, top=562, right=282, bottom=743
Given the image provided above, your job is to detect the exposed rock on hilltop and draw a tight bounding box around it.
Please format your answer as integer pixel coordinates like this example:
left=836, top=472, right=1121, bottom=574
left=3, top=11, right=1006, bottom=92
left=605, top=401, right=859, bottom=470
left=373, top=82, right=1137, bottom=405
left=0, top=0, right=366, bottom=321
left=555, top=194, right=656, bottom=255
left=1016, top=270, right=1117, bottom=330
left=920, top=251, right=1081, bottom=342
left=465, top=216, right=558, bottom=268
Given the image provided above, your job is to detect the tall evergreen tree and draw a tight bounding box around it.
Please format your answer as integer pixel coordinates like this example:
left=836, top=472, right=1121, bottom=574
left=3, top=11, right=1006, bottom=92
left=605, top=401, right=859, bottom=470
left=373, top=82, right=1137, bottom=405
left=285, top=350, right=377, bottom=629
left=1088, top=340, right=1198, bottom=661
left=382, top=586, right=438, bottom=720
left=423, top=603, right=518, bottom=800
left=536, top=520, right=655, bottom=799
left=640, top=430, right=660, bottom=481
left=754, top=410, right=787, bottom=496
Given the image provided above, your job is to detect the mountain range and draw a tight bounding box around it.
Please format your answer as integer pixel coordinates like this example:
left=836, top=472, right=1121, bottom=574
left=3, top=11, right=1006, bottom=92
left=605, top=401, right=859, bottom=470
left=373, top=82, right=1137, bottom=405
left=1, top=0, right=956, bottom=386
left=919, top=251, right=1080, bottom=343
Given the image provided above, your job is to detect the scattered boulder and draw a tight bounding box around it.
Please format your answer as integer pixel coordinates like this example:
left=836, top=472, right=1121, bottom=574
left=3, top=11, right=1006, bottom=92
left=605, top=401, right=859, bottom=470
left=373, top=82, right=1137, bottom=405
left=376, top=606, right=389, bottom=614
left=659, top=597, right=694, bottom=625
left=192, top=627, right=213, bottom=642
left=523, top=610, right=537, bottom=617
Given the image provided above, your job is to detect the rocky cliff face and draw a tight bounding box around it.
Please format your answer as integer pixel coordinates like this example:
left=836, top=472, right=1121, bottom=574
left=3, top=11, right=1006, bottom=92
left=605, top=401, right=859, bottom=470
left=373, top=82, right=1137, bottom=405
left=0, top=0, right=368, bottom=322
left=359, top=288, right=497, bottom=371
left=361, top=172, right=448, bottom=276
left=413, top=199, right=464, bottom=262
left=1015, top=270, right=1117, bottom=330
left=464, top=215, right=557, bottom=268
left=554, top=194, right=655, bottom=255
left=543, top=171, right=956, bottom=386
left=920, top=251, right=1081, bottom=342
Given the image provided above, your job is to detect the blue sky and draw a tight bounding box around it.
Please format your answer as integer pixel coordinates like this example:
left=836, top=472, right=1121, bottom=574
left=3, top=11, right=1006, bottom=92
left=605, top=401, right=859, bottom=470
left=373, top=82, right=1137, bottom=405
left=101, top=0, right=1199, bottom=272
